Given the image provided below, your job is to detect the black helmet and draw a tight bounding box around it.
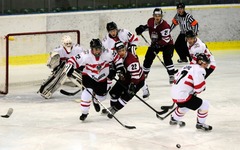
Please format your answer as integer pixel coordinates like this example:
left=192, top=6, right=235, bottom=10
left=176, top=2, right=185, bottom=9
left=106, top=22, right=117, bottom=31
left=186, top=30, right=196, bottom=38
left=90, top=38, right=102, bottom=49
left=153, top=8, right=163, bottom=15
left=197, top=53, right=210, bottom=64
left=114, top=41, right=125, bottom=51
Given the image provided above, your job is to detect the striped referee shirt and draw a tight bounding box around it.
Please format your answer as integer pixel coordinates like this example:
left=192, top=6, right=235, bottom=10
left=170, top=11, right=199, bottom=34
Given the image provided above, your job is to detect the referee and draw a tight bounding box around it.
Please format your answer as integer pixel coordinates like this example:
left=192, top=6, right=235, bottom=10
left=171, top=2, right=199, bottom=63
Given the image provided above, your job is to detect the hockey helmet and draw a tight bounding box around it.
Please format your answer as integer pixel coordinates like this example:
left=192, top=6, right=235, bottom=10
left=186, top=30, right=196, bottom=38
left=90, top=39, right=103, bottom=57
left=90, top=38, right=102, bottom=49
left=197, top=53, right=210, bottom=64
left=153, top=8, right=163, bottom=16
left=61, top=35, right=73, bottom=52
left=114, top=41, right=125, bottom=51
left=176, top=2, right=185, bottom=9
left=106, top=22, right=118, bottom=31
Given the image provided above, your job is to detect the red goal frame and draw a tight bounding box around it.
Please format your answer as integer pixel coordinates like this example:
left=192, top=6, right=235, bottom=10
left=0, top=30, right=80, bottom=95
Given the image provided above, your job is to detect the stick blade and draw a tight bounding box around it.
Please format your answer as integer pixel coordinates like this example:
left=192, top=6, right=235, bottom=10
left=157, top=109, right=168, bottom=115
left=156, top=113, right=164, bottom=120
left=60, top=89, right=80, bottom=96
left=1, top=108, right=13, bottom=118
left=125, top=125, right=136, bottom=129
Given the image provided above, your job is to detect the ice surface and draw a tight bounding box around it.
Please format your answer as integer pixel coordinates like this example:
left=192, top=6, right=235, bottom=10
left=1, top=50, right=240, bottom=150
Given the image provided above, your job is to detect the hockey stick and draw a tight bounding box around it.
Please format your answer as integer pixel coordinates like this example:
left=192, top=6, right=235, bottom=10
left=140, top=34, right=168, bottom=70
left=113, top=78, right=168, bottom=115
left=83, top=85, right=136, bottom=129
left=60, top=89, right=81, bottom=96
left=156, top=107, right=176, bottom=120
left=1, top=108, right=13, bottom=118
left=160, top=102, right=175, bottom=110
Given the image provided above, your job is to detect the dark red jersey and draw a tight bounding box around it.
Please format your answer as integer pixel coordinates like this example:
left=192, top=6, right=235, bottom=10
left=122, top=52, right=145, bottom=85
left=147, top=17, right=173, bottom=46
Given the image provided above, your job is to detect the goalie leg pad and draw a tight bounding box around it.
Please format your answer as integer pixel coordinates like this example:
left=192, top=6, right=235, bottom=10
left=39, top=66, right=67, bottom=99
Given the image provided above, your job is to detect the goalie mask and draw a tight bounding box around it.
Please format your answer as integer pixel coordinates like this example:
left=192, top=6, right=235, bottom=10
left=62, top=35, right=73, bottom=53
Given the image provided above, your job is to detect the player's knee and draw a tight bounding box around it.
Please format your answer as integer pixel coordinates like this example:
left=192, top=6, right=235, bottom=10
left=198, top=99, right=209, bottom=112
left=81, top=88, right=93, bottom=100
left=178, top=107, right=189, bottom=114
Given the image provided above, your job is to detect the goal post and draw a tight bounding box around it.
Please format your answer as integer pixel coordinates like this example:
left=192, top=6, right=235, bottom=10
left=0, top=30, right=80, bottom=95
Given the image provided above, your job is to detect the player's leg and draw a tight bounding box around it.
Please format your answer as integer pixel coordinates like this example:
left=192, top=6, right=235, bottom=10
left=175, top=34, right=188, bottom=63
left=142, top=80, right=150, bottom=99
left=170, top=95, right=202, bottom=127
left=79, top=75, right=94, bottom=121
left=162, top=45, right=175, bottom=84
left=92, top=80, right=108, bottom=112
left=196, top=99, right=212, bottom=131
left=103, top=80, right=125, bottom=116
left=38, top=61, right=66, bottom=99
left=143, top=47, right=158, bottom=77
left=181, top=34, right=191, bottom=62
left=107, top=80, right=144, bottom=118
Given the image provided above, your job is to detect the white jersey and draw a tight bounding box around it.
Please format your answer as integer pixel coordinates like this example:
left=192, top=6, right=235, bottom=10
left=102, top=29, right=138, bottom=50
left=188, top=37, right=216, bottom=70
left=53, top=44, right=84, bottom=61
left=171, top=64, right=206, bottom=103
left=68, top=49, right=123, bottom=82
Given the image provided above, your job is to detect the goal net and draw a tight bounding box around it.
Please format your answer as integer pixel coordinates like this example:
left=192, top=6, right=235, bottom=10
left=0, top=30, right=80, bottom=95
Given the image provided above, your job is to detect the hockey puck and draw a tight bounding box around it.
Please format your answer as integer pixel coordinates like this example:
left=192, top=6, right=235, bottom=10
left=176, top=144, right=181, bottom=148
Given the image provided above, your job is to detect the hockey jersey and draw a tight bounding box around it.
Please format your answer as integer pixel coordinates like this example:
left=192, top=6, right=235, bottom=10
left=147, top=18, right=173, bottom=46
left=102, top=29, right=138, bottom=50
left=68, top=49, right=123, bottom=82
left=171, top=64, right=206, bottom=103
left=122, top=52, right=145, bottom=85
left=188, top=38, right=216, bottom=70
left=53, top=44, right=84, bottom=61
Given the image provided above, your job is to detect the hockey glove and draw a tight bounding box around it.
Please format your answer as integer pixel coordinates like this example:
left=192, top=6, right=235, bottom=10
left=135, top=25, right=148, bottom=35
left=107, top=69, right=116, bottom=80
left=65, top=63, right=74, bottom=77
left=128, top=83, right=136, bottom=97
left=205, top=67, right=214, bottom=79
left=116, top=68, right=126, bottom=81
left=127, top=44, right=137, bottom=55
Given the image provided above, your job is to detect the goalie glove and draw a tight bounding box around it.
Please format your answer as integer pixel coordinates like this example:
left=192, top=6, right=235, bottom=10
left=47, top=51, right=60, bottom=69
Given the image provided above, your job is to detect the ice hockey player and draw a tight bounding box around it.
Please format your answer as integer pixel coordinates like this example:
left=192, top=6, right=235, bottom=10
left=38, top=35, right=84, bottom=99
left=64, top=39, right=125, bottom=121
left=135, top=8, right=176, bottom=84
left=170, top=53, right=212, bottom=131
left=105, top=41, right=145, bottom=118
left=103, top=21, right=150, bottom=99
left=185, top=30, right=216, bottom=78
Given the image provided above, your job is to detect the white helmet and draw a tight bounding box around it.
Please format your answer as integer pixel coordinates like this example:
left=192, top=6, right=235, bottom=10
left=61, top=35, right=73, bottom=52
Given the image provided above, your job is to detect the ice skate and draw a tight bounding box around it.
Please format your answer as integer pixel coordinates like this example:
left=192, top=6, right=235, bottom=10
left=196, top=123, right=212, bottom=131
left=107, top=107, right=118, bottom=119
left=169, top=117, right=186, bottom=127
left=79, top=113, right=88, bottom=121
left=142, top=85, right=150, bottom=99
